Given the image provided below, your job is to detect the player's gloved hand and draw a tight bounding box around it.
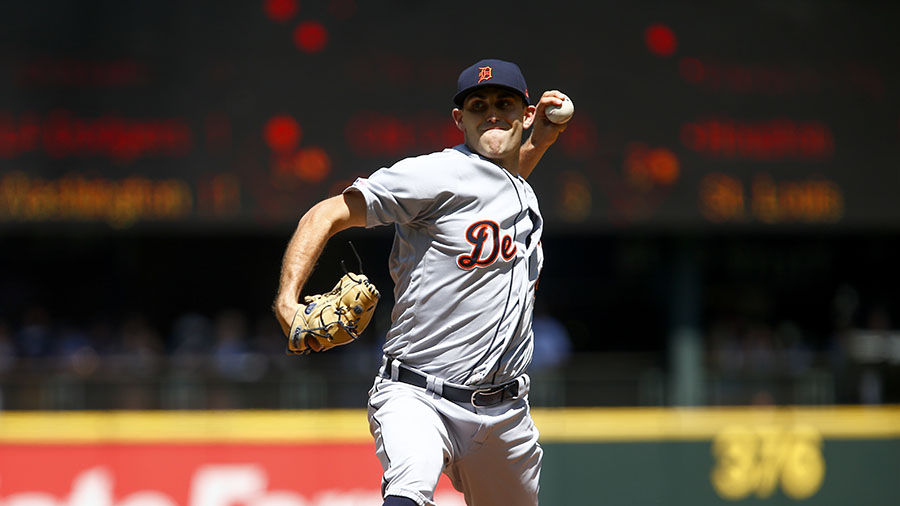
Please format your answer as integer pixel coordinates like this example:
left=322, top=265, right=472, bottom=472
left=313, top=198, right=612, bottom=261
left=287, top=272, right=380, bottom=354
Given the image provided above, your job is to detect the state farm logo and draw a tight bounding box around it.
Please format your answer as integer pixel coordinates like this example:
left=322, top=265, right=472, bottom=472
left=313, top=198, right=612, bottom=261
left=0, top=465, right=466, bottom=506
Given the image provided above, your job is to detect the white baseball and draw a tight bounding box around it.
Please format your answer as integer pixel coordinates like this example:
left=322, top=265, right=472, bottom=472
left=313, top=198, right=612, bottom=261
left=545, top=95, right=574, bottom=124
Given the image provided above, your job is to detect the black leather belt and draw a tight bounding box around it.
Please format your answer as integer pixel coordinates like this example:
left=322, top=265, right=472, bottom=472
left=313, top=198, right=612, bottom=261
left=384, top=358, right=519, bottom=408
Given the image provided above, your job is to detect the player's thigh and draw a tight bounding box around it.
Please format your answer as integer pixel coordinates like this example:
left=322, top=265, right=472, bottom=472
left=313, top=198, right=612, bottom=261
left=368, top=380, right=453, bottom=493
left=448, top=402, right=542, bottom=506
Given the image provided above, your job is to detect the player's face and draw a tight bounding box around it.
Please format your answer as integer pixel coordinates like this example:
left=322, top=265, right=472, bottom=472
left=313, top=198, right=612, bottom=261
left=452, top=88, right=536, bottom=167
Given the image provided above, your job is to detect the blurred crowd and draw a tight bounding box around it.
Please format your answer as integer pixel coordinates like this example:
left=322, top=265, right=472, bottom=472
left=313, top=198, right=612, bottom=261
left=0, top=304, right=575, bottom=381
left=0, top=304, right=575, bottom=410
left=0, top=306, right=316, bottom=381
left=705, top=284, right=899, bottom=405
left=0, top=285, right=896, bottom=408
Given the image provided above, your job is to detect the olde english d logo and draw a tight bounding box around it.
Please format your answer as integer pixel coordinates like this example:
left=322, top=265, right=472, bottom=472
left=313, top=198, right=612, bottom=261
left=477, top=66, right=493, bottom=83
left=457, top=220, right=516, bottom=269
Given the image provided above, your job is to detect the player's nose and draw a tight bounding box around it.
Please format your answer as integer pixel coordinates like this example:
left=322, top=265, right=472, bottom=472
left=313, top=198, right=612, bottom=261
left=486, top=106, right=505, bottom=122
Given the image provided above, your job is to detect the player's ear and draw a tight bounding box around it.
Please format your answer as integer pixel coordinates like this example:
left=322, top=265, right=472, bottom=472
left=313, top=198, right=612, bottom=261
left=451, top=108, right=465, bottom=131
left=522, top=105, right=537, bottom=129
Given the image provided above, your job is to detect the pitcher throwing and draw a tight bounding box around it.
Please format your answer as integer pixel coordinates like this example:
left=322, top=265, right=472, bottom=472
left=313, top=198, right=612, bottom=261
left=275, top=58, right=570, bottom=506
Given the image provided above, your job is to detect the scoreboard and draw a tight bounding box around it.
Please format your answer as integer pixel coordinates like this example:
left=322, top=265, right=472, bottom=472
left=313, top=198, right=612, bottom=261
left=0, top=0, right=897, bottom=230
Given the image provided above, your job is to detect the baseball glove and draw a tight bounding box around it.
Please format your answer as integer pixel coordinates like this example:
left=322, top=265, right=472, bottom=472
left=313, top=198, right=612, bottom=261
left=288, top=272, right=380, bottom=354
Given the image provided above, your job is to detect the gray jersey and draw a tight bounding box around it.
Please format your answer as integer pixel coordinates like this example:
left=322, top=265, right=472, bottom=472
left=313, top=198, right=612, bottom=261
left=347, top=144, right=544, bottom=386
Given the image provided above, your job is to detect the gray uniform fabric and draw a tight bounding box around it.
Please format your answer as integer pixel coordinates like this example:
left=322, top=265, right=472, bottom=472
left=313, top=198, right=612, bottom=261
left=347, top=144, right=544, bottom=386
left=367, top=376, right=541, bottom=506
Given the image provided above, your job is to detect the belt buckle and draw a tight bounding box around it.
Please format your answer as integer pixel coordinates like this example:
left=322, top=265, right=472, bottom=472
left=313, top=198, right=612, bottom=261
left=470, top=387, right=502, bottom=408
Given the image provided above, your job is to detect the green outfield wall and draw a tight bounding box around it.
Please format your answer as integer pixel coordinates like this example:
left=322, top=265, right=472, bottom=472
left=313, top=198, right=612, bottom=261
left=540, top=439, right=899, bottom=505
left=533, top=407, right=900, bottom=505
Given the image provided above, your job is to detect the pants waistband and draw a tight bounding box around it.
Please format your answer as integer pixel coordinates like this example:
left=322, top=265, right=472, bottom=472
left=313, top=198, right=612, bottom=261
left=382, top=357, right=521, bottom=408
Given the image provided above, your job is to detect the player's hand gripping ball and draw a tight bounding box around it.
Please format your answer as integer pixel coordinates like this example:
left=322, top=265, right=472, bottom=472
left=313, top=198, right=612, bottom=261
left=545, top=94, right=574, bottom=124
left=288, top=273, right=380, bottom=354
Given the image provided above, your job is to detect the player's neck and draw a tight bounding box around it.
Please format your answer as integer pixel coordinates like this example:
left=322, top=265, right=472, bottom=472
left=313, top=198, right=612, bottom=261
left=486, top=156, right=519, bottom=176
left=496, top=156, right=519, bottom=176
left=466, top=143, right=520, bottom=176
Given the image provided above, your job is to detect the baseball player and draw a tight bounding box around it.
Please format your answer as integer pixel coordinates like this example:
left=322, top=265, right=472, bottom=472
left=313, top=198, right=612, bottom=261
left=275, top=59, right=568, bottom=506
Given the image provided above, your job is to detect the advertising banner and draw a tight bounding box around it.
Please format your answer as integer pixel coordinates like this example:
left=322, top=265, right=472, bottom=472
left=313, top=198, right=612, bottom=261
left=0, top=443, right=465, bottom=506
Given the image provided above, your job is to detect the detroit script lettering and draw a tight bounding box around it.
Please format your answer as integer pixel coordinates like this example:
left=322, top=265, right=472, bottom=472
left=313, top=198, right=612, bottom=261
left=457, top=220, right=516, bottom=269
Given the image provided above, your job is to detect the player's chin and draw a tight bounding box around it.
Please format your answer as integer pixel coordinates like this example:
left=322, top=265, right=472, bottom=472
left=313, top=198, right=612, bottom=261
left=477, top=131, right=517, bottom=156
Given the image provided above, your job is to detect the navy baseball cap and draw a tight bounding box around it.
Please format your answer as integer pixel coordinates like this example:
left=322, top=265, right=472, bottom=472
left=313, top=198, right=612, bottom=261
left=453, top=59, right=530, bottom=107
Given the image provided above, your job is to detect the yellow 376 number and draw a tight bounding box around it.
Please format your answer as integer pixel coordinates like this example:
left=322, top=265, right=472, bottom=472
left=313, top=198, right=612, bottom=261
left=711, top=425, right=825, bottom=500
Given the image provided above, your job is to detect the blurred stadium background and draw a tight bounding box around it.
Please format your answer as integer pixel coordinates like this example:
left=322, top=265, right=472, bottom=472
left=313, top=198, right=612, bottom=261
left=0, top=1, right=898, bottom=505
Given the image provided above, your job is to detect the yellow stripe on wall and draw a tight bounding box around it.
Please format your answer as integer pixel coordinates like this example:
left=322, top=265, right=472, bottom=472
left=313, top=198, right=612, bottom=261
left=0, top=406, right=898, bottom=444
left=531, top=406, right=900, bottom=441
left=0, top=410, right=371, bottom=444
